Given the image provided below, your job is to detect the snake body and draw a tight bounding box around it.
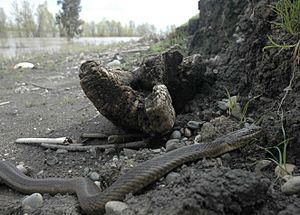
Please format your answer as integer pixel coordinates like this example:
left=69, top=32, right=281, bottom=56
left=0, top=125, right=261, bottom=214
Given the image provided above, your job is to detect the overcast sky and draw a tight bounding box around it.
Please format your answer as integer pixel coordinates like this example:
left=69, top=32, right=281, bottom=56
left=0, top=0, right=198, bottom=31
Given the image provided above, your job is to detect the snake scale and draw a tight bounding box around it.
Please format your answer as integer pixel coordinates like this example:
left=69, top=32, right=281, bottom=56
left=0, top=125, right=261, bottom=214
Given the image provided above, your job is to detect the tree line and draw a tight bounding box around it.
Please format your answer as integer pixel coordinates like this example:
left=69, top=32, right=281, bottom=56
left=0, top=0, right=158, bottom=38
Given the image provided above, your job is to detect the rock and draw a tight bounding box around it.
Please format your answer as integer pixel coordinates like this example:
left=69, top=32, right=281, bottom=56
left=151, top=148, right=161, bottom=154
left=217, top=101, right=228, bottom=111
left=169, top=130, right=181, bottom=139
left=107, top=59, right=121, bottom=68
left=113, top=53, right=123, bottom=62
left=184, top=128, right=192, bottom=137
left=217, top=96, right=241, bottom=119
left=254, top=159, right=272, bottom=173
left=275, top=163, right=296, bottom=178
left=83, top=167, right=90, bottom=176
left=16, top=163, right=28, bottom=175
left=231, top=103, right=242, bottom=119
left=79, top=52, right=85, bottom=60
left=89, top=147, right=97, bottom=157
left=22, top=193, right=43, bottom=209
left=220, top=153, right=231, bottom=162
left=123, top=148, right=137, bottom=158
left=89, top=172, right=100, bottom=181
left=283, top=175, right=293, bottom=182
left=56, top=149, right=68, bottom=154
left=45, top=156, right=58, bottom=166
left=187, top=120, right=203, bottom=130
left=165, top=172, right=180, bottom=184
left=105, top=201, right=128, bottom=215
left=13, top=62, right=35, bottom=70
left=165, top=139, right=181, bottom=152
left=281, top=175, right=300, bottom=194
left=94, top=181, right=101, bottom=188
left=194, top=134, right=202, bottom=144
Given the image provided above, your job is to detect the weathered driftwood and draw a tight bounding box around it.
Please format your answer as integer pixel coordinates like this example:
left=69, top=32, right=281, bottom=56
left=79, top=46, right=204, bottom=135
left=0, top=101, right=10, bottom=106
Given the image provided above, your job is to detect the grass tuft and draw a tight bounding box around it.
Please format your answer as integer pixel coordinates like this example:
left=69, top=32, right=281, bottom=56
left=271, top=0, right=300, bottom=35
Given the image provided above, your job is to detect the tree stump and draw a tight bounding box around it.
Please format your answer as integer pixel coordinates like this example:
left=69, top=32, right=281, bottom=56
left=79, top=46, right=205, bottom=135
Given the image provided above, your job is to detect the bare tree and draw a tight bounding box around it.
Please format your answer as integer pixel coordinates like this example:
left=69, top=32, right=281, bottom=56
left=11, top=0, right=36, bottom=37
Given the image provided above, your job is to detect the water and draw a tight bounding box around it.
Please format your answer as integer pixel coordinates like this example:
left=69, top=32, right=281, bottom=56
left=0, top=37, right=140, bottom=58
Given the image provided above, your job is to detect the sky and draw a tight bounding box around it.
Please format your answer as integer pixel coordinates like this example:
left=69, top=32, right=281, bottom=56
left=0, top=0, right=199, bottom=31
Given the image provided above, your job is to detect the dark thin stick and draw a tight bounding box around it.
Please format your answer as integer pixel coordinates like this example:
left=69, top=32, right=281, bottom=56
left=41, top=141, right=148, bottom=151
left=108, top=133, right=147, bottom=144
left=31, top=83, right=54, bottom=90
left=80, top=133, right=108, bottom=139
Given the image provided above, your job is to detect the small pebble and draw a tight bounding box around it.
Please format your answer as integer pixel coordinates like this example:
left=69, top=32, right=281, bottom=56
left=16, top=163, right=28, bottom=175
left=56, top=149, right=68, bottom=154
left=184, top=128, right=192, bottom=137
left=187, top=121, right=202, bottom=130
left=166, top=139, right=181, bottom=152
left=169, top=130, right=181, bottom=139
left=151, top=149, right=161, bottom=154
left=89, top=148, right=97, bottom=157
left=89, top=172, right=100, bottom=181
left=45, top=156, right=58, bottom=166
left=123, top=148, right=136, bottom=158
left=36, top=170, right=44, bottom=176
left=282, top=175, right=300, bottom=194
left=105, top=201, right=128, bottom=215
left=254, top=159, right=272, bottom=173
left=217, top=101, right=228, bottom=111
left=94, top=181, right=101, bottom=189
left=220, top=153, right=231, bottom=162
left=22, top=193, right=43, bottom=209
left=165, top=172, right=180, bottom=184
left=275, top=163, right=296, bottom=178
left=105, top=148, right=116, bottom=155
left=83, top=167, right=90, bottom=176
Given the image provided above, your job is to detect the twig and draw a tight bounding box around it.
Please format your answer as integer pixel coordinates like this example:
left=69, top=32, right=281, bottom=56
left=40, top=141, right=148, bottom=151
left=80, top=133, right=108, bottom=139
left=15, top=137, right=72, bottom=145
left=0, top=101, right=10, bottom=106
left=30, top=83, right=54, bottom=90
left=76, top=105, right=91, bottom=112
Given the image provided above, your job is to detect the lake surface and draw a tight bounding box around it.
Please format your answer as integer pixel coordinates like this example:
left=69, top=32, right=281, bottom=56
left=0, top=37, right=140, bottom=59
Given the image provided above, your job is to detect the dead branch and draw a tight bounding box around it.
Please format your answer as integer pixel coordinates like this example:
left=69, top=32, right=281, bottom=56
left=108, top=133, right=147, bottom=143
left=40, top=140, right=148, bottom=151
left=80, top=133, right=108, bottom=139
